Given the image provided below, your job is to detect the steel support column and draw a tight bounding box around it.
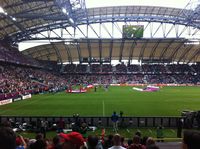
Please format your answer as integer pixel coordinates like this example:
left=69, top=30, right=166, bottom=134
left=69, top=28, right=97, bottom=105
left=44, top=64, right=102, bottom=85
left=63, top=42, right=73, bottom=63
left=139, top=40, right=148, bottom=62
left=119, top=39, right=125, bottom=62
left=51, top=42, right=63, bottom=64
left=75, top=40, right=82, bottom=63
left=168, top=41, right=185, bottom=61
left=87, top=39, right=92, bottom=64
left=159, top=39, right=175, bottom=60
left=149, top=40, right=161, bottom=60
left=187, top=47, right=200, bottom=64
left=99, top=39, right=102, bottom=64
left=178, top=45, right=195, bottom=63
left=109, top=39, right=113, bottom=63
left=128, top=40, right=137, bottom=64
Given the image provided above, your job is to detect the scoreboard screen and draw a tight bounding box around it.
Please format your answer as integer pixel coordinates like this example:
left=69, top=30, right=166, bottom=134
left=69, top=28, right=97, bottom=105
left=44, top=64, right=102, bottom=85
left=123, top=25, right=144, bottom=38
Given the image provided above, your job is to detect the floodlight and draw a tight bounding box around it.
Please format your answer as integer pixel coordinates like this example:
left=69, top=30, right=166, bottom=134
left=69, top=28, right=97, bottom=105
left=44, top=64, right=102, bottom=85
left=12, top=17, right=16, bottom=21
left=184, top=41, right=200, bottom=45
left=0, top=6, right=5, bottom=13
left=69, top=18, right=74, bottom=24
left=185, top=38, right=200, bottom=45
left=62, top=8, right=67, bottom=14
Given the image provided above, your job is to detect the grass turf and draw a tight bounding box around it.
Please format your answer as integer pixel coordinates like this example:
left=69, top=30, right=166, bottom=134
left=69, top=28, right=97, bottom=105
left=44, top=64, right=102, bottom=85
left=0, top=86, right=200, bottom=116
left=17, top=128, right=182, bottom=140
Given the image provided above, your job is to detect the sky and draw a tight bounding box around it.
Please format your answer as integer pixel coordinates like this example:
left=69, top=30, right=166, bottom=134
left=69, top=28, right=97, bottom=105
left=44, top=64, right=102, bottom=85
left=19, top=0, right=191, bottom=51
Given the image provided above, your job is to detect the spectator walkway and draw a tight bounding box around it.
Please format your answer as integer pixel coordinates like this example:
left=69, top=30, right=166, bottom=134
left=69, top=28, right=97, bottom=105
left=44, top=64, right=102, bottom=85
left=157, top=142, right=181, bottom=149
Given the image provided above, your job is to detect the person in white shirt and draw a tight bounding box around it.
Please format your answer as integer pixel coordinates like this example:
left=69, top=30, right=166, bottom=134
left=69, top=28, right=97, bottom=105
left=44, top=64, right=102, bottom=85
left=108, top=134, right=126, bottom=149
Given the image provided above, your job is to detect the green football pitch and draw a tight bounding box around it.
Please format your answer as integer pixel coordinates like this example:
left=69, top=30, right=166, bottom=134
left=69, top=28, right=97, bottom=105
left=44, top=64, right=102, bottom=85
left=0, top=86, right=200, bottom=116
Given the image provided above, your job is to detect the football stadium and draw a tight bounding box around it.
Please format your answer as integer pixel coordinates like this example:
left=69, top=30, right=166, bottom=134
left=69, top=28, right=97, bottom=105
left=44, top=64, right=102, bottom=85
left=1, top=0, right=200, bottom=148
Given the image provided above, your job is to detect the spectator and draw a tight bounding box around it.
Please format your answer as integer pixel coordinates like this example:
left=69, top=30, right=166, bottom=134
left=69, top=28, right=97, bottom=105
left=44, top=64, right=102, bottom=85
left=86, top=135, right=103, bottom=149
left=182, top=130, right=200, bottom=149
left=141, top=136, right=148, bottom=146
left=27, top=139, right=36, bottom=148
left=177, top=118, right=184, bottom=138
left=121, top=137, right=128, bottom=148
left=59, top=132, right=85, bottom=149
left=57, top=117, right=65, bottom=133
left=30, top=139, right=47, bottom=149
left=111, top=111, right=119, bottom=132
left=16, top=135, right=27, bottom=149
left=104, top=134, right=113, bottom=149
left=108, top=134, right=126, bottom=149
left=128, top=135, right=146, bottom=149
left=48, top=136, right=62, bottom=149
left=146, top=137, right=155, bottom=148
left=30, top=133, right=47, bottom=149
left=127, top=139, right=133, bottom=147
left=156, top=125, right=164, bottom=142
left=0, top=126, right=16, bottom=149
left=80, top=122, right=88, bottom=139
left=135, top=131, right=142, bottom=138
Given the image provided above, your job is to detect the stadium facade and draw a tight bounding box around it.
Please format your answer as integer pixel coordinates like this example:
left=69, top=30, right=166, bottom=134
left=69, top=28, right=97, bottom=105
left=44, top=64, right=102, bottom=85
left=0, top=0, right=200, bottom=64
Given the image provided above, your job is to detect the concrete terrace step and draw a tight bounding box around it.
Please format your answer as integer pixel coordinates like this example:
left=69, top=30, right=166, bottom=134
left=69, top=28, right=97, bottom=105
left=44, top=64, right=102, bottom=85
left=156, top=142, right=182, bottom=149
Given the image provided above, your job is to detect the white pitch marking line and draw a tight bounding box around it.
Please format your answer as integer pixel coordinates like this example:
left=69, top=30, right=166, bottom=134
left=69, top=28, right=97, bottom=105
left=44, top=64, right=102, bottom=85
left=102, top=100, right=105, bottom=116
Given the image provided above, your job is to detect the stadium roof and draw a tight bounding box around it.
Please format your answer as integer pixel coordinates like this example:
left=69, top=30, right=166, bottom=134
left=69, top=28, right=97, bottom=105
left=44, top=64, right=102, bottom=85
left=85, top=0, right=188, bottom=9
left=1, top=0, right=200, bottom=63
left=21, top=38, right=200, bottom=64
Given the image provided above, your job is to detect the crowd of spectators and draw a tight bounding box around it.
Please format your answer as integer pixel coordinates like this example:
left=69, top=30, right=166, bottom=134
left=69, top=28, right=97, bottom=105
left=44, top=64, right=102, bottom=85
left=191, top=64, right=200, bottom=73
left=62, top=63, right=200, bottom=74
left=142, top=65, right=155, bottom=73
left=76, top=64, right=88, bottom=73
left=166, top=64, right=193, bottom=73
left=90, top=64, right=101, bottom=73
left=0, top=46, right=41, bottom=67
left=0, top=119, right=161, bottom=149
left=64, top=73, right=200, bottom=85
left=64, top=64, right=76, bottom=73
left=102, top=64, right=112, bottom=73
left=2, top=62, right=200, bottom=101
left=61, top=63, right=200, bottom=85
left=141, top=65, right=167, bottom=74
left=2, top=58, right=200, bottom=101
left=115, top=64, right=127, bottom=73
left=0, top=63, right=68, bottom=100
left=145, top=75, right=174, bottom=84
left=1, top=119, right=200, bottom=149
left=127, top=65, right=140, bottom=73
left=171, top=74, right=200, bottom=84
